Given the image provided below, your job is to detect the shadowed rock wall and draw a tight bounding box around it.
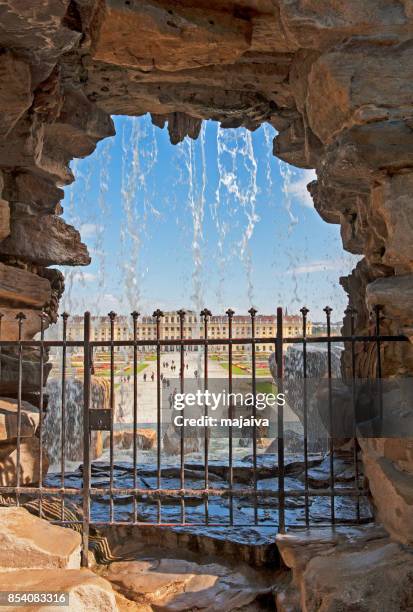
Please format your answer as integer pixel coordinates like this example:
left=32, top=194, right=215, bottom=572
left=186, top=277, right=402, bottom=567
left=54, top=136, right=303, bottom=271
left=0, top=0, right=412, bottom=541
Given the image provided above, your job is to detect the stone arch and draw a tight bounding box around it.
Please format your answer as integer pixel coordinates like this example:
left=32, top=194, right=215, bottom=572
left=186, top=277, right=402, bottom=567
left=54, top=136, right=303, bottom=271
left=0, top=0, right=413, bottom=542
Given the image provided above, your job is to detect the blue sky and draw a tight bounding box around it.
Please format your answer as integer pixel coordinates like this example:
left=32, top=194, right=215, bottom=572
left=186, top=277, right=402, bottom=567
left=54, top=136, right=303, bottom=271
left=60, top=115, right=359, bottom=321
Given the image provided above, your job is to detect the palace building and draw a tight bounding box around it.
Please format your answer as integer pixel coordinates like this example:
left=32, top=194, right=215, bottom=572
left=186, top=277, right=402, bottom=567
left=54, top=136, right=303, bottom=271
left=64, top=310, right=312, bottom=353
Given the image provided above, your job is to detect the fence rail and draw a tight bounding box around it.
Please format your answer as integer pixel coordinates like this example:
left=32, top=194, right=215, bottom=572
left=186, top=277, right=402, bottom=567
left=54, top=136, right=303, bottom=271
left=0, top=305, right=407, bottom=567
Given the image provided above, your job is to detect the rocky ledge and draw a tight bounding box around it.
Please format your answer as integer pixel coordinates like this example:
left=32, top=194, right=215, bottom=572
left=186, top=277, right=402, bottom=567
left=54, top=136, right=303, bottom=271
left=276, top=525, right=413, bottom=611
left=97, top=557, right=279, bottom=611
left=0, top=507, right=119, bottom=610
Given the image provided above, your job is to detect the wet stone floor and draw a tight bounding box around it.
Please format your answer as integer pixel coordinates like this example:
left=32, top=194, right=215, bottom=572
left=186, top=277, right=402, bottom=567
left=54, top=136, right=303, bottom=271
left=45, top=449, right=373, bottom=548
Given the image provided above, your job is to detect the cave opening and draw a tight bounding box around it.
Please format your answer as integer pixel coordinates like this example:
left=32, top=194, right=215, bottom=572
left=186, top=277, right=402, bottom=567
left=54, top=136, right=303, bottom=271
left=58, top=114, right=358, bottom=319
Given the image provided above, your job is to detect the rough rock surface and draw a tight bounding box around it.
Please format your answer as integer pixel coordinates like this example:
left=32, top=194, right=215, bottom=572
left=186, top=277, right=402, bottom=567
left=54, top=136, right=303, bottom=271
left=103, top=428, right=156, bottom=451
left=0, top=508, right=118, bottom=609
left=0, top=437, right=49, bottom=487
left=0, top=507, right=81, bottom=569
left=0, top=397, right=50, bottom=486
left=276, top=525, right=413, bottom=612
left=0, top=0, right=413, bottom=597
left=0, top=397, right=40, bottom=441
left=0, top=262, right=51, bottom=308
left=359, top=436, right=413, bottom=545
left=98, top=557, right=275, bottom=610
left=0, top=568, right=118, bottom=612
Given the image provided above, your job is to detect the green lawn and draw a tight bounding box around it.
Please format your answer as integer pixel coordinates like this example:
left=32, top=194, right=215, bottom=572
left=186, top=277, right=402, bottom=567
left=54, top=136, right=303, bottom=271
left=219, top=362, right=249, bottom=376
left=96, top=362, right=148, bottom=377
left=256, top=381, right=277, bottom=394
left=218, top=361, right=271, bottom=377
left=124, top=363, right=149, bottom=375
left=256, top=369, right=271, bottom=377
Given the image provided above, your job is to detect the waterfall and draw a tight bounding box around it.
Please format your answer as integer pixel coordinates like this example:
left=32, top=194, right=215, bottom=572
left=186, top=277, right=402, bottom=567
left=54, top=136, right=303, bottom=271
left=61, top=157, right=88, bottom=314
left=58, top=117, right=354, bottom=325
left=94, top=137, right=113, bottom=309
left=174, top=124, right=208, bottom=375
left=278, top=160, right=299, bottom=230
left=213, top=124, right=230, bottom=311
left=43, top=376, right=110, bottom=469
left=214, top=126, right=259, bottom=308
left=240, top=130, right=258, bottom=307
left=189, top=123, right=206, bottom=314
left=119, top=117, right=160, bottom=314
left=60, top=139, right=113, bottom=315
left=120, top=118, right=142, bottom=312
left=269, top=344, right=343, bottom=450
left=262, top=123, right=274, bottom=195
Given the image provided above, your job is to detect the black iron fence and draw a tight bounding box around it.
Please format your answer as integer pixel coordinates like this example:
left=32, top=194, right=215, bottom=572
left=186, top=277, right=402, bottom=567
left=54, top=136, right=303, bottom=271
left=0, top=305, right=408, bottom=567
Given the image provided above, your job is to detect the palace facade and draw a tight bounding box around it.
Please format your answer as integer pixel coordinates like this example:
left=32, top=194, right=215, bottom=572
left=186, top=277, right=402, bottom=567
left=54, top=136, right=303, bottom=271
left=65, top=310, right=313, bottom=353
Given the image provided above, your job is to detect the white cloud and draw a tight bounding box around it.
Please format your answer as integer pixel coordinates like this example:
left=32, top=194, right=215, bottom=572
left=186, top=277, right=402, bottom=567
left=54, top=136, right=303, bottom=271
left=79, top=223, right=103, bottom=239
left=289, top=169, right=316, bottom=209
left=70, top=271, right=97, bottom=282
left=276, top=257, right=359, bottom=277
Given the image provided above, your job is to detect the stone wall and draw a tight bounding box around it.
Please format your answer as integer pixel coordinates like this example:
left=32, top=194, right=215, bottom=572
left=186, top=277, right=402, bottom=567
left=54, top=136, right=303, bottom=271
left=0, top=0, right=412, bottom=540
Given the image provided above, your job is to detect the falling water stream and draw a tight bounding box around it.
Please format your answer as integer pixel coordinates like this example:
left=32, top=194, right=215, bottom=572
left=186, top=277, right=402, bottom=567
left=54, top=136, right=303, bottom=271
left=58, top=117, right=330, bottom=319
left=214, top=126, right=260, bottom=309
left=119, top=117, right=161, bottom=313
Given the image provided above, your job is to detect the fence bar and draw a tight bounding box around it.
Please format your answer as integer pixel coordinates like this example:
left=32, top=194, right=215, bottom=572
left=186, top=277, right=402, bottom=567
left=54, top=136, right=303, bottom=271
left=108, top=311, right=116, bottom=523
left=249, top=308, right=258, bottom=525
left=300, top=307, right=310, bottom=526
left=153, top=309, right=163, bottom=523
left=15, top=312, right=25, bottom=507
left=132, top=311, right=139, bottom=523
left=226, top=308, right=234, bottom=526
left=88, top=519, right=370, bottom=528
left=276, top=307, right=285, bottom=532
left=2, top=484, right=367, bottom=498
left=38, top=313, right=47, bottom=517
left=60, top=313, right=69, bottom=521
left=82, top=311, right=92, bottom=567
left=0, top=334, right=406, bottom=348
left=324, top=306, right=335, bottom=524
left=346, top=306, right=360, bottom=522
left=201, top=309, right=211, bottom=524
left=374, top=305, right=384, bottom=423
left=178, top=309, right=186, bottom=524
left=0, top=314, right=2, bottom=383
